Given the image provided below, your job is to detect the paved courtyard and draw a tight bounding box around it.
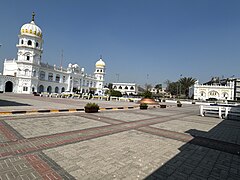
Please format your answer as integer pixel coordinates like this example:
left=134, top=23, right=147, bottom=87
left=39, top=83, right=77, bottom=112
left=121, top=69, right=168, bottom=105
left=0, top=94, right=240, bottom=179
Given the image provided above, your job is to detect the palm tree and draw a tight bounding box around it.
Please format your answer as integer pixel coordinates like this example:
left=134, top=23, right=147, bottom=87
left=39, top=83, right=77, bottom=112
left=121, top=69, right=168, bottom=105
left=178, top=77, right=196, bottom=97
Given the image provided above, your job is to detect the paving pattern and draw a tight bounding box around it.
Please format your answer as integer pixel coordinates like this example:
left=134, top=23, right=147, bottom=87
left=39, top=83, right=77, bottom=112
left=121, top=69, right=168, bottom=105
left=0, top=95, right=240, bottom=179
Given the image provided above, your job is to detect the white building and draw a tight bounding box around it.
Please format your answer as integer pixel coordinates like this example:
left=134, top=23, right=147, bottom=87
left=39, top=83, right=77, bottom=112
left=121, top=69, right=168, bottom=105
left=0, top=13, right=106, bottom=95
left=112, top=83, right=137, bottom=95
left=189, top=80, right=235, bottom=101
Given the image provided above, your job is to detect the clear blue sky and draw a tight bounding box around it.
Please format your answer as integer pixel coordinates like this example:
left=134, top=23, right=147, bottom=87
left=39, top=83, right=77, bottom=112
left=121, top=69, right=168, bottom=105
left=0, top=0, right=240, bottom=86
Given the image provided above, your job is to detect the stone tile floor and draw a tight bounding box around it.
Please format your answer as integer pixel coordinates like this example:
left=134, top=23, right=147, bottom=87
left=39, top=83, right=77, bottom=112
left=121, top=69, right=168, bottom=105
left=0, top=94, right=240, bottom=179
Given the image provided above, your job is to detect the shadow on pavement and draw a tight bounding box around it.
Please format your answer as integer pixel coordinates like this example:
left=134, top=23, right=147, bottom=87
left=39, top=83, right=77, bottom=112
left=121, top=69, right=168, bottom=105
left=145, top=117, right=240, bottom=180
left=0, top=99, right=31, bottom=107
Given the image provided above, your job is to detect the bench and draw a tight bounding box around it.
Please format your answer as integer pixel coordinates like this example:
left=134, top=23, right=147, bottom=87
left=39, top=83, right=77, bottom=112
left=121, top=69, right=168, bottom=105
left=200, top=105, right=225, bottom=119
left=200, top=105, right=240, bottom=120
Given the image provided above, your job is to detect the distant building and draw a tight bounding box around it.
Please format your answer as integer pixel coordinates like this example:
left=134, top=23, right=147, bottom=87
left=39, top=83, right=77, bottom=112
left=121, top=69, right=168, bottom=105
left=0, top=13, right=106, bottom=95
left=189, top=78, right=235, bottom=101
left=112, top=83, right=137, bottom=95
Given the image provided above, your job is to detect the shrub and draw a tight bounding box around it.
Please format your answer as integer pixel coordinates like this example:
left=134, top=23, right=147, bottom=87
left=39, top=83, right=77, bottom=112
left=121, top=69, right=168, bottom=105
left=142, top=91, right=153, bottom=98
left=84, top=103, right=99, bottom=109
left=109, top=90, right=122, bottom=97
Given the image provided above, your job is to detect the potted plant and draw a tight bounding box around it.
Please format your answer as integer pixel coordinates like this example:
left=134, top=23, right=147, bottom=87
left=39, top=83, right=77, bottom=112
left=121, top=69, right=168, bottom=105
left=177, top=100, right=182, bottom=107
left=140, top=103, right=148, bottom=110
left=84, top=103, right=99, bottom=113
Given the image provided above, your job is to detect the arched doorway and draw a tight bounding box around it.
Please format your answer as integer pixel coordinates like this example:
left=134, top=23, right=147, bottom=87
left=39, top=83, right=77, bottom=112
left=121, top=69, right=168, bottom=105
left=5, top=81, right=13, bottom=92
left=38, top=85, right=44, bottom=93
left=55, top=87, right=59, bottom=93
left=47, top=86, right=52, bottom=93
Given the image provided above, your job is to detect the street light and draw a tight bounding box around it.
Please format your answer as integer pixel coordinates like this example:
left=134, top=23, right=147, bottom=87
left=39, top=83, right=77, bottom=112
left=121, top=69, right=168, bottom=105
left=179, top=74, right=182, bottom=97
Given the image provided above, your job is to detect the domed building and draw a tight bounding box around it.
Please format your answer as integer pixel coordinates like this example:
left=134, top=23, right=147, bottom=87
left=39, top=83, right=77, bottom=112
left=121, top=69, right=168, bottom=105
left=0, top=13, right=106, bottom=95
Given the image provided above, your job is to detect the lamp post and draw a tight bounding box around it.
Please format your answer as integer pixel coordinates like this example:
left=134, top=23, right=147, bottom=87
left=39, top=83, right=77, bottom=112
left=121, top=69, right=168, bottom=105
left=179, top=74, right=182, bottom=98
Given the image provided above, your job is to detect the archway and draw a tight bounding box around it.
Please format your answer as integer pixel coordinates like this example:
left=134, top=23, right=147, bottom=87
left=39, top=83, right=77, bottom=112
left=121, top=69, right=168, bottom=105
left=61, top=87, right=65, bottom=93
left=47, top=86, right=52, bottom=93
left=38, top=85, right=44, bottom=93
left=55, top=87, right=59, bottom=93
left=5, top=81, right=13, bottom=92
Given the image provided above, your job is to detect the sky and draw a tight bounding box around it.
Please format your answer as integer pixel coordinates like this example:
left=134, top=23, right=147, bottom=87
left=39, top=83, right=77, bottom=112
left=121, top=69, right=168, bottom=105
left=0, top=0, right=240, bottom=86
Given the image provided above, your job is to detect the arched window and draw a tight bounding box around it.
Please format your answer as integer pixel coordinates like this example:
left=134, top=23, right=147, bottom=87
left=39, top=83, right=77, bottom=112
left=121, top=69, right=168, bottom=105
left=26, top=56, right=30, bottom=61
left=130, top=86, right=134, bottom=90
left=119, top=86, right=122, bottom=89
left=125, top=86, right=128, bottom=90
left=113, top=86, right=117, bottom=89
left=27, top=40, right=32, bottom=46
left=36, top=42, right=39, bottom=47
left=24, top=69, right=30, bottom=76
left=32, top=70, right=36, bottom=77
left=61, top=87, right=65, bottom=92
left=21, top=40, right=24, bottom=44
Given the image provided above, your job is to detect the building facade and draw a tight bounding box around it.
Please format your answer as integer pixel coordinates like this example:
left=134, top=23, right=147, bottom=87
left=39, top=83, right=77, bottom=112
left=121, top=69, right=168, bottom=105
left=189, top=80, right=235, bottom=101
left=0, top=13, right=106, bottom=95
left=112, top=83, right=137, bottom=95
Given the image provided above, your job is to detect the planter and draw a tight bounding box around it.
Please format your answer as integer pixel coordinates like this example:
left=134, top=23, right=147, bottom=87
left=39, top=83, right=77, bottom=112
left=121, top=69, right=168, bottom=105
left=85, top=107, right=99, bottom=113
left=177, top=104, right=182, bottom=107
left=160, top=104, right=167, bottom=108
left=140, top=106, right=148, bottom=110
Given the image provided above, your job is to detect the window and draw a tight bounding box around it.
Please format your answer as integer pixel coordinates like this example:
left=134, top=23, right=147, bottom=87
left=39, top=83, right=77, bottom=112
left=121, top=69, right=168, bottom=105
left=24, top=69, right=30, bottom=76
left=23, top=87, right=28, bottom=91
left=40, top=71, right=45, bottom=80
left=21, top=40, right=24, bottom=44
left=125, top=86, right=128, bottom=90
left=130, top=86, right=134, bottom=90
left=48, top=73, right=53, bottom=81
left=36, top=42, right=39, bottom=47
left=119, top=86, right=122, bottom=89
left=27, top=56, right=30, bottom=61
left=33, top=70, right=36, bottom=77
left=27, top=40, right=32, bottom=46
left=63, top=76, right=66, bottom=82
left=56, top=74, right=60, bottom=82
left=113, top=86, right=117, bottom=89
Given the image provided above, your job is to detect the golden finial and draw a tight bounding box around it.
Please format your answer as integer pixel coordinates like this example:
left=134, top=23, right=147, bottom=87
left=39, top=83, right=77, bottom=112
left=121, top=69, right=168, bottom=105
left=32, top=12, right=35, bottom=21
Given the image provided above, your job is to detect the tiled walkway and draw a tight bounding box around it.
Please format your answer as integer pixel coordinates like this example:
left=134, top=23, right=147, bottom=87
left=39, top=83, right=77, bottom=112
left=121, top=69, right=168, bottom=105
left=0, top=96, right=240, bottom=179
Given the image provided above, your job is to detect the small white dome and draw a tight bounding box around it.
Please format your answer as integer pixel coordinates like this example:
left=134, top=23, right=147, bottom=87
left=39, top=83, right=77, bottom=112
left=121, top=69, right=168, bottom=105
left=20, top=13, right=42, bottom=38
left=96, top=58, right=105, bottom=68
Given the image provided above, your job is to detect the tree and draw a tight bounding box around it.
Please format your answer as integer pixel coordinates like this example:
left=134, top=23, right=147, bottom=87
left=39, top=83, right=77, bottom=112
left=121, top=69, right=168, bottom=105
left=178, top=77, right=196, bottom=97
left=154, top=84, right=162, bottom=93
left=145, top=83, right=152, bottom=91
left=166, top=82, right=178, bottom=96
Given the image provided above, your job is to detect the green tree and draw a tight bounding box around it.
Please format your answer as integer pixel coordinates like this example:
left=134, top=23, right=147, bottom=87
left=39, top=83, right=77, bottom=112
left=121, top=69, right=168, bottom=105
left=166, top=82, right=178, bottom=96
left=178, top=77, right=196, bottom=97
left=154, top=84, right=162, bottom=93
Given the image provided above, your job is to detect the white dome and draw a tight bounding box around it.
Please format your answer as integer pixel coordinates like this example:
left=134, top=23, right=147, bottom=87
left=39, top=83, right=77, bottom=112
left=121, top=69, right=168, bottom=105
left=96, top=58, right=105, bottom=68
left=20, top=13, right=42, bottom=38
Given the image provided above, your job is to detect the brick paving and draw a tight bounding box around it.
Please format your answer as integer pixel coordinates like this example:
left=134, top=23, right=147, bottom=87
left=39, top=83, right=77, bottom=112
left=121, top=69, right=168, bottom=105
left=0, top=94, right=240, bottom=179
